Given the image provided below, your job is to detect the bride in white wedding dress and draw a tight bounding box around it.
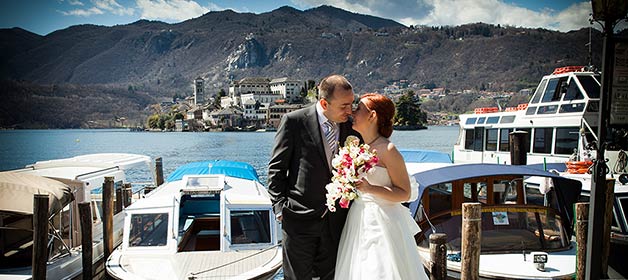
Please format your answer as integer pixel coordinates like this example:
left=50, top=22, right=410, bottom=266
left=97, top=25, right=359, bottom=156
left=335, top=93, right=428, bottom=279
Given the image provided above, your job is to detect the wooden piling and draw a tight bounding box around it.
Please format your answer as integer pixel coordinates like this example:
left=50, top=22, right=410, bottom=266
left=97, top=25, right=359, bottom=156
left=123, top=183, right=132, bottom=207
left=103, top=176, right=114, bottom=265
left=155, top=157, right=164, bottom=187
left=32, top=194, right=49, bottom=280
left=461, top=202, right=481, bottom=280
left=115, top=187, right=123, bottom=213
left=601, top=179, right=615, bottom=277
left=509, top=131, right=528, bottom=165
left=576, top=202, right=589, bottom=280
left=430, top=233, right=448, bottom=280
left=78, top=202, right=93, bottom=280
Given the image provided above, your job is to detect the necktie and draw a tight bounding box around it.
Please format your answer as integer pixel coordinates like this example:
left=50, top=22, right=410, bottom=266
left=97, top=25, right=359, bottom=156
left=324, top=120, right=338, bottom=156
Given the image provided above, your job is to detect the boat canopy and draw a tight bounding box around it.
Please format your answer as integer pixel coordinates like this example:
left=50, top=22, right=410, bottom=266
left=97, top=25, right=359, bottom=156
left=167, top=160, right=260, bottom=182
left=408, top=164, right=582, bottom=236
left=0, top=172, right=73, bottom=216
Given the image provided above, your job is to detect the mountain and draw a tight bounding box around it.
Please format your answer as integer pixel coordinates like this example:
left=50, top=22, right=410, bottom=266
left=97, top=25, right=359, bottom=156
left=0, top=5, right=603, bottom=128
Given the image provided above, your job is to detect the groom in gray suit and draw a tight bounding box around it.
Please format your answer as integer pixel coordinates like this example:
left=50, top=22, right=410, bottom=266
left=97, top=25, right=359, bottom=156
left=268, top=74, right=359, bottom=280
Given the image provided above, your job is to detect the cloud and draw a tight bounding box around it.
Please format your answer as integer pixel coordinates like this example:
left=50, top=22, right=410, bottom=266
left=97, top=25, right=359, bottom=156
left=291, top=0, right=593, bottom=32
left=93, top=0, right=134, bottom=16
left=136, top=0, right=221, bottom=21
left=60, top=7, right=104, bottom=16
left=68, top=0, right=85, bottom=6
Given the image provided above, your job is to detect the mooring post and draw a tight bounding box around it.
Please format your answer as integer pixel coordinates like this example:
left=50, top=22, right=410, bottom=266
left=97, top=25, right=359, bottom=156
left=78, top=202, right=93, bottom=280
left=103, top=176, right=114, bottom=264
left=115, top=187, right=123, bottom=214
left=32, top=194, right=49, bottom=280
left=430, top=233, right=448, bottom=280
left=123, top=183, right=132, bottom=207
left=461, top=202, right=481, bottom=280
left=155, top=157, right=164, bottom=187
left=601, top=179, right=615, bottom=277
left=576, top=202, right=589, bottom=280
left=509, top=131, right=528, bottom=165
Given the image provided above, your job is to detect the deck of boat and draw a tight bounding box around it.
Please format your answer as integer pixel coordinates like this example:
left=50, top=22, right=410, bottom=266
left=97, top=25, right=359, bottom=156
left=109, top=247, right=281, bottom=279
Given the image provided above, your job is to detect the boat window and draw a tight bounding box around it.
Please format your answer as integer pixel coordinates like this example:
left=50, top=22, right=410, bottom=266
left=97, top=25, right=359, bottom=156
left=559, top=103, right=585, bottom=113
left=465, top=129, right=474, bottom=149
left=525, top=186, right=545, bottom=206
left=496, top=180, right=518, bottom=204
left=486, top=116, right=500, bottom=124
left=577, top=75, right=601, bottom=98
left=129, top=213, right=169, bottom=247
left=619, top=197, right=628, bottom=229
left=586, top=101, right=599, bottom=112
left=424, top=183, right=453, bottom=216
left=0, top=214, right=34, bottom=268
left=474, top=127, right=485, bottom=151
left=230, top=210, right=271, bottom=244
left=477, top=117, right=486, bottom=124
left=525, top=106, right=537, bottom=115
left=477, top=182, right=488, bottom=204
left=486, top=129, right=498, bottom=151
left=530, top=79, right=547, bottom=104
left=533, top=128, right=553, bottom=154
left=537, top=105, right=558, bottom=114
left=178, top=194, right=220, bottom=234
left=612, top=206, right=621, bottom=232
left=499, top=129, right=513, bottom=152
left=416, top=207, right=568, bottom=252
left=562, top=79, right=584, bottom=100
left=541, top=78, right=567, bottom=103
left=463, top=183, right=476, bottom=202
left=554, top=127, right=579, bottom=155
left=465, top=117, right=477, bottom=125
left=500, top=115, right=515, bottom=123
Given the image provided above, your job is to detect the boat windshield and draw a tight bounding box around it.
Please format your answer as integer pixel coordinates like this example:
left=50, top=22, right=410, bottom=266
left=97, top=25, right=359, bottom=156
left=417, top=205, right=568, bottom=253
left=0, top=214, right=33, bottom=268
left=577, top=75, right=600, bottom=98
left=230, top=210, right=271, bottom=244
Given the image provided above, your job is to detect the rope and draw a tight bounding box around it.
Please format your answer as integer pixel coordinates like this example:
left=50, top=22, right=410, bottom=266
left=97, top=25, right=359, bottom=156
left=614, top=150, right=627, bottom=174
left=422, top=205, right=437, bottom=234
left=188, top=243, right=281, bottom=278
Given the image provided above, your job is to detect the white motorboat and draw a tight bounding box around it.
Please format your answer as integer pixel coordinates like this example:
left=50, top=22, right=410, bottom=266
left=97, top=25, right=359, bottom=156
left=451, top=66, right=628, bottom=244
left=105, top=160, right=282, bottom=280
left=407, top=163, right=582, bottom=279
left=0, top=153, right=157, bottom=280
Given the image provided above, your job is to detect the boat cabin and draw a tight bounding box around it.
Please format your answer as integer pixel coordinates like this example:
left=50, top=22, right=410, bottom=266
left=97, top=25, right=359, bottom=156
left=409, top=164, right=581, bottom=254
left=120, top=174, right=277, bottom=254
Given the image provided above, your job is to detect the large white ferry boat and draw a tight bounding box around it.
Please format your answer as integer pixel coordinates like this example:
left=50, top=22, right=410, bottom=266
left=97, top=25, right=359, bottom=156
left=451, top=66, right=628, bottom=244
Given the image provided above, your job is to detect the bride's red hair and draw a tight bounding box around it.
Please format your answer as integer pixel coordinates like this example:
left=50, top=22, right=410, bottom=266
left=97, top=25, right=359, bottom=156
left=360, top=93, right=395, bottom=138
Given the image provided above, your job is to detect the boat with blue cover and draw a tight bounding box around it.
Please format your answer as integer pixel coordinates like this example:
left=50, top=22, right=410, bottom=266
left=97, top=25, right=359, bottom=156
left=105, top=160, right=282, bottom=280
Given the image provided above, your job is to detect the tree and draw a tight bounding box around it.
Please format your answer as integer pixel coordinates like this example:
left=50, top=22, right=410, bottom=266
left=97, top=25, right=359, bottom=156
left=147, top=114, right=160, bottom=129
left=213, top=89, right=227, bottom=109
left=393, top=90, right=427, bottom=126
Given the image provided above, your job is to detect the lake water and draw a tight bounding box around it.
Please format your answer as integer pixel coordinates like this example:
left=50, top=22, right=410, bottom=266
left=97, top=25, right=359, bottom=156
left=0, top=126, right=459, bottom=279
left=0, top=126, right=460, bottom=183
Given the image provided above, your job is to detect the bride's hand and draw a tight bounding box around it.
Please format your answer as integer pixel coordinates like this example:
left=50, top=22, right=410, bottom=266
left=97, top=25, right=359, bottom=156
left=355, top=179, right=372, bottom=193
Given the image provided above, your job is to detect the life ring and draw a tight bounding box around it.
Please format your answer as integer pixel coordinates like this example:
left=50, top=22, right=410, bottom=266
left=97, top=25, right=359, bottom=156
left=565, top=161, right=593, bottom=174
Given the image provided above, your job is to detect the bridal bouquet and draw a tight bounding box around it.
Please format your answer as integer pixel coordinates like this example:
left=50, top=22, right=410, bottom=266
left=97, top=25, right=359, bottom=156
left=325, top=135, right=379, bottom=212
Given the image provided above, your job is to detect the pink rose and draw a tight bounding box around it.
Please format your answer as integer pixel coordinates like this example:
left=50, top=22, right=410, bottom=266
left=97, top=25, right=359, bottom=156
left=339, top=197, right=350, bottom=208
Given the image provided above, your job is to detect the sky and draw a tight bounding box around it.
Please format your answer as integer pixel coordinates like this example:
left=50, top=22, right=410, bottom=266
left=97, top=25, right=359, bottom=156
left=0, top=0, right=597, bottom=36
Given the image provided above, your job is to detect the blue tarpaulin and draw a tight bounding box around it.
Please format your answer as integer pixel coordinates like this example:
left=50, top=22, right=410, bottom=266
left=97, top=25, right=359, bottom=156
left=166, top=160, right=260, bottom=182
left=400, top=149, right=452, bottom=163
